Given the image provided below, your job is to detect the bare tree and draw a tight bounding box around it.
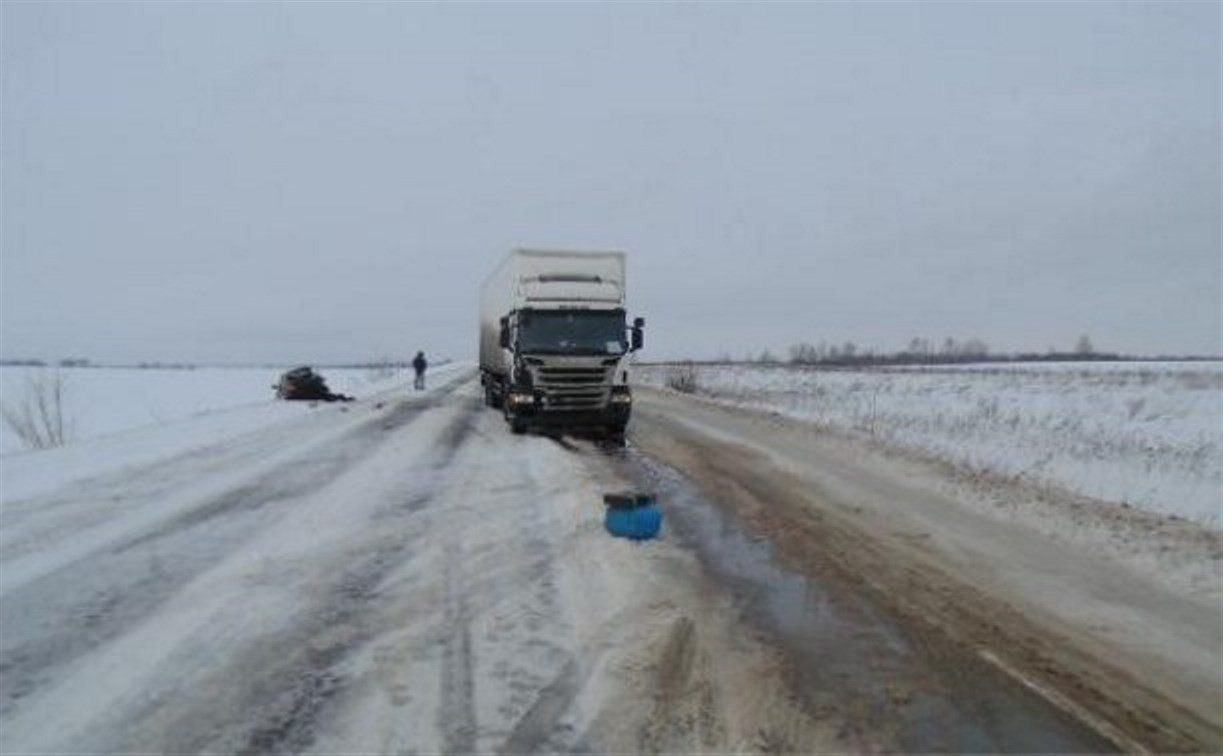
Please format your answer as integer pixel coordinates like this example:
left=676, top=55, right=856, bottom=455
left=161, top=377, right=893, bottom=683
left=1, top=370, right=73, bottom=449
left=962, top=338, right=990, bottom=358
left=665, top=363, right=699, bottom=393
left=1075, top=334, right=1095, bottom=355
left=789, top=342, right=819, bottom=364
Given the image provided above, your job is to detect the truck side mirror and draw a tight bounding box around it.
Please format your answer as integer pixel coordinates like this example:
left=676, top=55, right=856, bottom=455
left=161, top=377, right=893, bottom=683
left=631, top=325, right=644, bottom=352
left=499, top=317, right=510, bottom=349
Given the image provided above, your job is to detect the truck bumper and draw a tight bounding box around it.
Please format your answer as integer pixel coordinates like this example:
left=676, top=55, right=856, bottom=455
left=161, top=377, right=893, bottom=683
left=506, top=403, right=630, bottom=429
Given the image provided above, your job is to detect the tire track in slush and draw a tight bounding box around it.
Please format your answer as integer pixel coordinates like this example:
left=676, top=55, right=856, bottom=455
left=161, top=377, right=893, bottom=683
left=0, top=388, right=462, bottom=725
left=499, top=657, right=585, bottom=755
left=436, top=403, right=577, bottom=755
left=484, top=437, right=585, bottom=754
left=231, top=396, right=481, bottom=756
left=436, top=397, right=484, bottom=755
left=77, top=395, right=478, bottom=754
left=440, top=539, right=479, bottom=755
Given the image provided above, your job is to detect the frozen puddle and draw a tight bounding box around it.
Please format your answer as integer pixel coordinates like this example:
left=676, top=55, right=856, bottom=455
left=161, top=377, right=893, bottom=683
left=618, top=451, right=1117, bottom=753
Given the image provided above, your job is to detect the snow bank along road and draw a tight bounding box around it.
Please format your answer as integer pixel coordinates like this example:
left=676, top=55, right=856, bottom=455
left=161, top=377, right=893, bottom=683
left=0, top=372, right=1217, bottom=752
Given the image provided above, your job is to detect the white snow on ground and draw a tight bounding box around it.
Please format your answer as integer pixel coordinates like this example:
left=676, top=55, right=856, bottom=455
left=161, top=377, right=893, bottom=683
left=0, top=364, right=465, bottom=502
left=1, top=364, right=1216, bottom=750
left=0, top=365, right=447, bottom=454
left=638, top=362, right=1223, bottom=526
left=910, top=360, right=1223, bottom=373
left=0, top=374, right=813, bottom=753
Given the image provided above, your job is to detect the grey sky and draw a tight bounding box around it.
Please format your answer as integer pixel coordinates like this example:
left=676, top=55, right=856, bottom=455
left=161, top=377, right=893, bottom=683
left=2, top=2, right=1219, bottom=364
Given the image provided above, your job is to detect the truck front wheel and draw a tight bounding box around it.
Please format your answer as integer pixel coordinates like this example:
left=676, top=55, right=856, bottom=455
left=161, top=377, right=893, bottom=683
left=607, top=425, right=627, bottom=447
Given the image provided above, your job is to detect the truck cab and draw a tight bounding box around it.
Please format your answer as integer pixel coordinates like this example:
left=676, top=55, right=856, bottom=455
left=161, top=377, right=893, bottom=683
left=479, top=250, right=644, bottom=443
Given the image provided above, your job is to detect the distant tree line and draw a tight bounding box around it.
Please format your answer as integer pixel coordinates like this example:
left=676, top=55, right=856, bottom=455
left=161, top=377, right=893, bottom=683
left=0, top=357, right=91, bottom=368
left=137, top=362, right=197, bottom=370
left=787, top=336, right=1024, bottom=367
left=714, top=334, right=1153, bottom=367
left=0, top=359, right=47, bottom=367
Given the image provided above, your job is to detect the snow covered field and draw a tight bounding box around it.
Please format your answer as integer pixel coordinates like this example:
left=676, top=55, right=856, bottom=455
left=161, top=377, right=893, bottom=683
left=638, top=362, right=1223, bottom=526
left=0, top=364, right=463, bottom=501
left=0, top=365, right=449, bottom=455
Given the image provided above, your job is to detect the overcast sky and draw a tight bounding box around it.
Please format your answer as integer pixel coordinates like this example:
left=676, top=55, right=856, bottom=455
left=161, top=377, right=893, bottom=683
left=2, top=2, right=1219, bottom=364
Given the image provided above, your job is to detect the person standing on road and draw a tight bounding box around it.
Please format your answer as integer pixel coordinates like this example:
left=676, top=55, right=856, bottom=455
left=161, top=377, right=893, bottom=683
left=412, top=351, right=428, bottom=390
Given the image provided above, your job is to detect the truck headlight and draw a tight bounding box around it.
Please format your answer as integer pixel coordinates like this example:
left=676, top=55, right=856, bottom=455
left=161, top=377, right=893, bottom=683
left=610, top=391, right=633, bottom=404
left=508, top=392, right=535, bottom=405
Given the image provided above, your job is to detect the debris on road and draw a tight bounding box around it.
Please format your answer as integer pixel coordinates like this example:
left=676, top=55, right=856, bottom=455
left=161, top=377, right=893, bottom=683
left=603, top=492, right=662, bottom=540
left=274, top=367, right=354, bottom=403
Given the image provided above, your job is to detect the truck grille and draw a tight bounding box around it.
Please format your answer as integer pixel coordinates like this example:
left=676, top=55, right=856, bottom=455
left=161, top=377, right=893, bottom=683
left=535, top=366, right=610, bottom=409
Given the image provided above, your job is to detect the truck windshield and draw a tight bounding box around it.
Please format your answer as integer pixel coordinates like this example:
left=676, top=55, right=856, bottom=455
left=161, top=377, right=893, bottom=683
left=518, top=310, right=627, bottom=355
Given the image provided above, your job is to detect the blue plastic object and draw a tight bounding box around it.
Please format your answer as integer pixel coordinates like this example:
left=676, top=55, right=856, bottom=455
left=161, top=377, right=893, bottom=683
left=603, top=493, right=662, bottom=541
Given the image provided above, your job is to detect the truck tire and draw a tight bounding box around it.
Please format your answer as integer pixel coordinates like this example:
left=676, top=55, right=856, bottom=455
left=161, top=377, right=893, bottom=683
left=607, top=425, right=627, bottom=447
left=476, top=381, right=496, bottom=406
left=510, top=419, right=528, bottom=435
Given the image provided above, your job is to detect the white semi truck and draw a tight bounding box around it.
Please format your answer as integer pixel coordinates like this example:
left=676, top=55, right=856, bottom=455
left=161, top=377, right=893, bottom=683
left=479, top=248, right=645, bottom=441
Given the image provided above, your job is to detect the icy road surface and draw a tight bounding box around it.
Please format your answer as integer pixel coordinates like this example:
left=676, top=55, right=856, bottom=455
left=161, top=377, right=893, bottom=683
left=1, top=372, right=836, bottom=753
left=1, top=372, right=1217, bottom=752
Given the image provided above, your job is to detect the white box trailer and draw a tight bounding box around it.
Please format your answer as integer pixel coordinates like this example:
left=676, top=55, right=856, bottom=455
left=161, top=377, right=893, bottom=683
left=479, top=248, right=643, bottom=441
